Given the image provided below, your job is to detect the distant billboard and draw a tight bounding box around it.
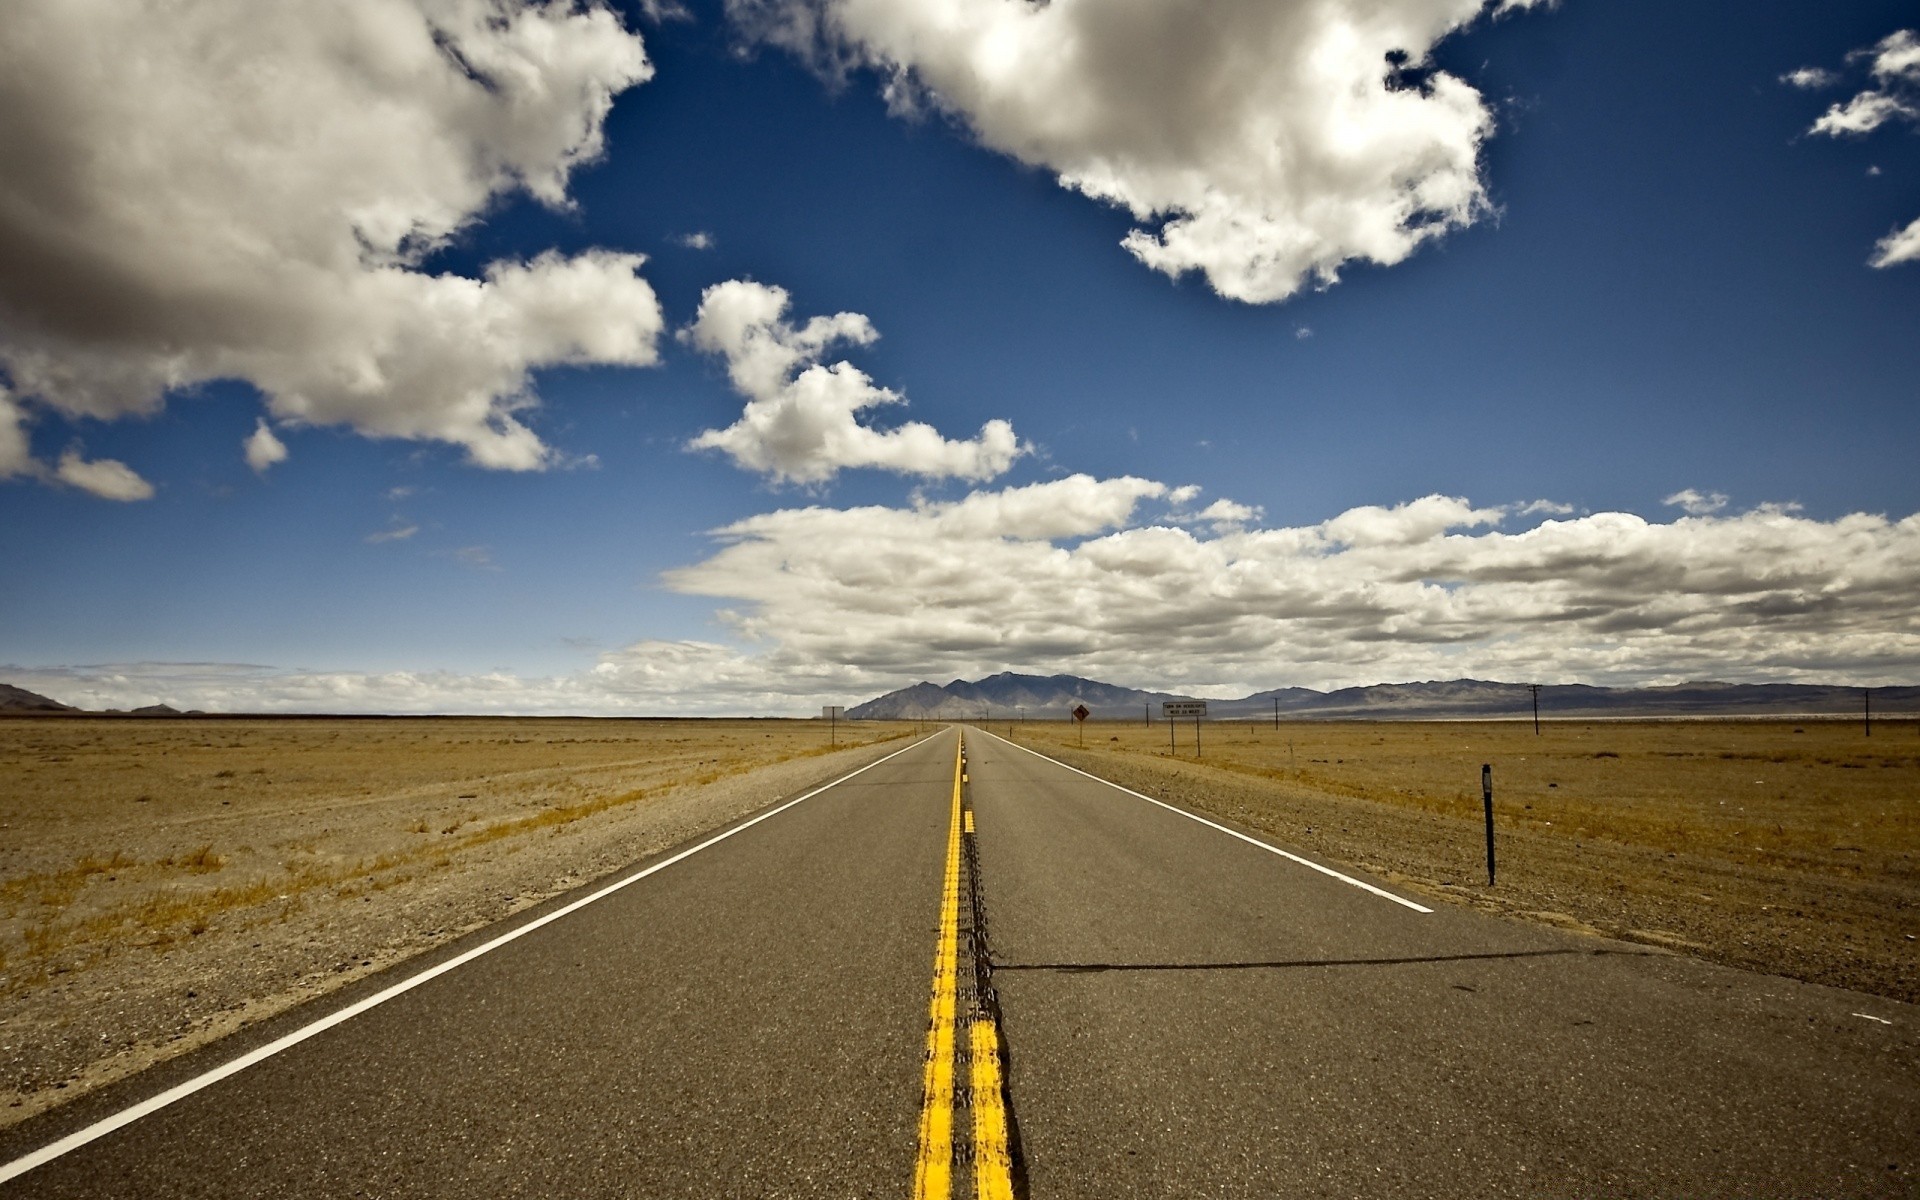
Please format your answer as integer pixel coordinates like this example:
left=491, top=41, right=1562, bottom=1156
left=1161, top=700, right=1208, bottom=718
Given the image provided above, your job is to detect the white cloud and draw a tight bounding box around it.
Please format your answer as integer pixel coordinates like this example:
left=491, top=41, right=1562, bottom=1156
left=0, top=0, right=663, bottom=479
left=1781, top=67, right=1838, bottom=90
left=365, top=524, right=420, bottom=544
left=1865, top=29, right=1920, bottom=84
left=244, top=420, right=289, bottom=474
left=654, top=484, right=1920, bottom=697
left=727, top=0, right=1543, bottom=303
left=1517, top=499, right=1574, bottom=516
left=16, top=486, right=1920, bottom=713
left=1664, top=488, right=1729, bottom=516
left=1811, top=90, right=1915, bottom=136
left=677, top=231, right=716, bottom=250
left=55, top=450, right=154, bottom=502
left=1870, top=216, right=1920, bottom=268
left=684, top=280, right=1023, bottom=483
left=1793, top=29, right=1920, bottom=267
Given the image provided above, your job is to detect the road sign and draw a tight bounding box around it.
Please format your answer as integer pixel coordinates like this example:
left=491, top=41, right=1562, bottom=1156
left=1071, top=704, right=1090, bottom=722
left=821, top=706, right=845, bottom=719
left=1161, top=700, right=1207, bottom=718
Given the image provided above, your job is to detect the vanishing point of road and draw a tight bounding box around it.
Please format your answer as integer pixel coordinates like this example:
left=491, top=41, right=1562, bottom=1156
left=2, top=727, right=1914, bottom=1197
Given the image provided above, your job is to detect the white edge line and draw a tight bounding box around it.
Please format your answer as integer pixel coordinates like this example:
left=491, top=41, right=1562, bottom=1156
left=975, top=728, right=1433, bottom=914
left=0, top=732, right=942, bottom=1185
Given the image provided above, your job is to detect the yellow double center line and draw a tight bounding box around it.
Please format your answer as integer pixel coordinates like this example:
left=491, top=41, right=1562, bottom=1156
left=913, top=734, right=1014, bottom=1200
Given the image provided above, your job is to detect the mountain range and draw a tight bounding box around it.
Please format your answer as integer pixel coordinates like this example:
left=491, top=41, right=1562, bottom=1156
left=846, top=672, right=1916, bottom=721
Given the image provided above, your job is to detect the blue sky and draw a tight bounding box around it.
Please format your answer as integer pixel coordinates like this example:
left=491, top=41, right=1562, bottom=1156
left=1, top=0, right=1916, bottom=713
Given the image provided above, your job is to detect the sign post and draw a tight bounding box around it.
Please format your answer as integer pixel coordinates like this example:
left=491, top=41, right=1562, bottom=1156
left=822, top=706, right=845, bottom=746
left=1161, top=701, right=1208, bottom=757
left=1072, top=703, right=1090, bottom=746
left=1481, top=763, right=1496, bottom=886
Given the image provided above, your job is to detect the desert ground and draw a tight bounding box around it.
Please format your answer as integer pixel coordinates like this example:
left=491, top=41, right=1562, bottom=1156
left=1005, top=716, right=1917, bottom=1005
left=0, top=716, right=915, bottom=1127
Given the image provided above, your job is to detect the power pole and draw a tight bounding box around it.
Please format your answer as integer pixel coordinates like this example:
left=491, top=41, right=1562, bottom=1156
left=1529, top=684, right=1542, bottom=735
left=1864, top=687, right=1871, bottom=738
left=1272, top=696, right=1279, bottom=730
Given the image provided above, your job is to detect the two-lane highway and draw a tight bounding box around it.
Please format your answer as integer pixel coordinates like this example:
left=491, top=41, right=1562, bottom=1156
left=3, top=724, right=1915, bottom=1197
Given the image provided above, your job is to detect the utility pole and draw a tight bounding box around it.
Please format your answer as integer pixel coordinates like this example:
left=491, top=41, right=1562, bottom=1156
left=1272, top=696, right=1279, bottom=730
left=1529, top=684, right=1542, bottom=735
left=1865, top=687, right=1872, bottom=738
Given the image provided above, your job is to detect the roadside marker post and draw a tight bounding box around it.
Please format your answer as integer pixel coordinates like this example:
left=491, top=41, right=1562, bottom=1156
left=1481, top=763, right=1496, bottom=886
left=1072, top=704, right=1091, bottom=746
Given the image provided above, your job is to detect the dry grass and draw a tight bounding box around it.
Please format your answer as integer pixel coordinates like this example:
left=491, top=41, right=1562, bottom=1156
left=1007, top=717, right=1919, bottom=1001
left=0, top=716, right=910, bottom=995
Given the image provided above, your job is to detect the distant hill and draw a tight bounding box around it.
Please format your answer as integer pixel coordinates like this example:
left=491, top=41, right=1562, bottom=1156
left=847, top=672, right=1187, bottom=720
left=0, top=683, right=76, bottom=712
left=849, top=673, right=1917, bottom=721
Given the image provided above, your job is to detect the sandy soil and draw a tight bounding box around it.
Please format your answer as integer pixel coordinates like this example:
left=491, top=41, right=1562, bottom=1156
left=0, top=717, right=917, bottom=1128
left=1005, top=718, right=1918, bottom=1005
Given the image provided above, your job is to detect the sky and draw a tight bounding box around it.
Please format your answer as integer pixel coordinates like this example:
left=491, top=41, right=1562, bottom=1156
left=0, top=0, right=1916, bottom=715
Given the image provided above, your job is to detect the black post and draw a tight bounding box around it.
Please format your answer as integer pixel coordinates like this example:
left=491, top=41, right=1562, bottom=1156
left=1195, top=715, right=1202, bottom=758
left=1481, top=764, right=1496, bottom=886
left=1169, top=713, right=1176, bottom=755
left=1530, top=684, right=1541, bottom=735
left=1273, top=696, right=1279, bottom=730
left=831, top=708, right=837, bottom=747
left=1146, top=703, right=1151, bottom=728
left=1863, top=687, right=1871, bottom=738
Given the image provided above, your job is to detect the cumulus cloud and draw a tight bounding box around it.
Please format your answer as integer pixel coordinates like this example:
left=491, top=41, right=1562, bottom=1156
left=684, top=280, right=1023, bottom=483
left=0, top=0, right=664, bottom=483
left=657, top=483, right=1920, bottom=696
left=244, top=420, right=289, bottom=474
left=1664, top=488, right=1729, bottom=516
left=727, top=0, right=1544, bottom=303
left=1811, top=91, right=1915, bottom=136
left=1869, top=216, right=1920, bottom=268
left=5, top=645, right=877, bottom=718
left=677, top=231, right=717, bottom=250
left=1794, top=28, right=1920, bottom=267
left=17, top=484, right=1919, bottom=713
left=54, top=451, right=154, bottom=502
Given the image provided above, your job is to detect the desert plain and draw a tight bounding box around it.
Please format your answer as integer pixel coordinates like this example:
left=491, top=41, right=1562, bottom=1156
left=0, top=716, right=915, bottom=1126
left=1012, top=716, right=1917, bottom=1006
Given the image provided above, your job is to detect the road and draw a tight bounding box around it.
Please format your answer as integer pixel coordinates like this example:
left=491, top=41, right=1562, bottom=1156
left=1, top=726, right=1914, bottom=1197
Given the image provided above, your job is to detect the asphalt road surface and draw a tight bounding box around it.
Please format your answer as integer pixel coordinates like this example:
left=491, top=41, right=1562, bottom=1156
left=2, top=726, right=1914, bottom=1198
